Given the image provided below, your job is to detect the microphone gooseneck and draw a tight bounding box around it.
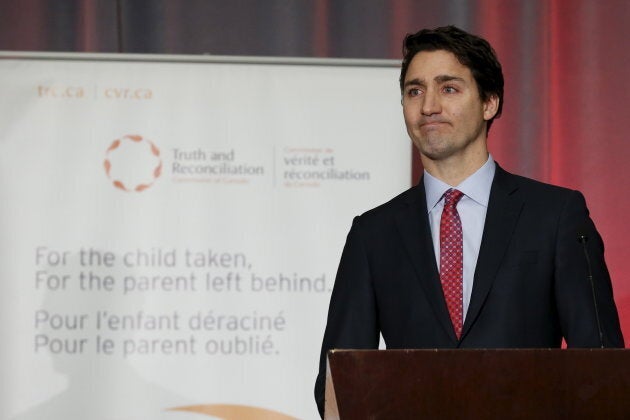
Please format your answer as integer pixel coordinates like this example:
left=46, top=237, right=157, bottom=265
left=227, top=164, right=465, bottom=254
left=577, top=232, right=604, bottom=348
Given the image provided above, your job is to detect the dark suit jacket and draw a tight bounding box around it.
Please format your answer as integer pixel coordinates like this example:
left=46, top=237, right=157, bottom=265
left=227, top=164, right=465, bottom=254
left=314, top=165, right=624, bottom=417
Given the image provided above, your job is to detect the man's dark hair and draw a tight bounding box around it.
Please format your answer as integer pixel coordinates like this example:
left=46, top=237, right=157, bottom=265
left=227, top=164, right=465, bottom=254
left=400, top=25, right=504, bottom=130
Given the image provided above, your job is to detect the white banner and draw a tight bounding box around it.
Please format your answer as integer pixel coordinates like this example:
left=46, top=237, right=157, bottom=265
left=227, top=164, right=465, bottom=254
left=0, top=53, right=410, bottom=420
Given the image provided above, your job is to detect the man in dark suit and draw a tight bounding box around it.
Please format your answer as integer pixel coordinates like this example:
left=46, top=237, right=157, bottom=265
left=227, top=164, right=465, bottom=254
left=315, top=25, right=624, bottom=417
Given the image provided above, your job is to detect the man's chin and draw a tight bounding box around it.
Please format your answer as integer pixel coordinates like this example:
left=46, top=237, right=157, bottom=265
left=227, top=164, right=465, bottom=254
left=413, top=140, right=454, bottom=161
left=421, top=151, right=453, bottom=162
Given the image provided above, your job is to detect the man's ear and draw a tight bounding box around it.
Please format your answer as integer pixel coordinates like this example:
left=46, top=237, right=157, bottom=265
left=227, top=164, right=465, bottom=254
left=483, top=94, right=499, bottom=121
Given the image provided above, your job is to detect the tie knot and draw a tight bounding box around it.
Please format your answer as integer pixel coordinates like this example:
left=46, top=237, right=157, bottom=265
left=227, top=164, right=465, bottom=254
left=443, top=188, right=464, bottom=208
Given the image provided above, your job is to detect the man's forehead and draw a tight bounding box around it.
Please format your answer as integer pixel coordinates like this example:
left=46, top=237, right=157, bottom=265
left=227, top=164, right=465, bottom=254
left=404, top=50, right=472, bottom=83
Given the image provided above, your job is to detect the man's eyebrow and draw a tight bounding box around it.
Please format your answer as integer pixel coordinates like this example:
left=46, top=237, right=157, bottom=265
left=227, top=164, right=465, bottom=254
left=435, top=75, right=465, bottom=84
left=403, top=78, right=424, bottom=88
left=403, top=75, right=466, bottom=89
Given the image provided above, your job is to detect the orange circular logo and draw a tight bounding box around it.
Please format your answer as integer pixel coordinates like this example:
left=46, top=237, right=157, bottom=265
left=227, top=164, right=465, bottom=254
left=103, top=134, right=162, bottom=192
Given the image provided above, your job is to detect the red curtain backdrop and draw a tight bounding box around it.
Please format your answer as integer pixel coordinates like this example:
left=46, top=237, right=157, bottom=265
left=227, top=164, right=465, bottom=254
left=474, top=0, right=630, bottom=338
left=1, top=0, right=629, bottom=341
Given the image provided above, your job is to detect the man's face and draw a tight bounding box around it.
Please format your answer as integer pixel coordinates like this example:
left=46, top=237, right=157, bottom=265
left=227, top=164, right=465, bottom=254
left=402, top=50, right=498, bottom=163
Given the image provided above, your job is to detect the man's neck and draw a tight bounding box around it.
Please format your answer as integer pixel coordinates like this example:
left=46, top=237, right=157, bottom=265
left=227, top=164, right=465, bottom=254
left=422, top=148, right=489, bottom=186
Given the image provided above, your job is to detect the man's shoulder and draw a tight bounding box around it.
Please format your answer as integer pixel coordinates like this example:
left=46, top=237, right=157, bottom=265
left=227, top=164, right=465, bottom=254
left=497, top=166, right=581, bottom=199
left=495, top=167, right=589, bottom=217
left=353, top=184, right=422, bottom=226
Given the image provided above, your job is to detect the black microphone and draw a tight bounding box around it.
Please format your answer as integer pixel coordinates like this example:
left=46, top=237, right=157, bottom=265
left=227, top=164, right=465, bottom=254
left=577, top=230, right=604, bottom=348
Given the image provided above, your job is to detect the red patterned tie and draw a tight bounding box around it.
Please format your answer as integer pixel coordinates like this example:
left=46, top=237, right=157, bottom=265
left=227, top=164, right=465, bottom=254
left=440, top=188, right=464, bottom=339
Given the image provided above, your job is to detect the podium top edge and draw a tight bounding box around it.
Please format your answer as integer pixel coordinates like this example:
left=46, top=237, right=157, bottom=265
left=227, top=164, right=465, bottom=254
left=328, top=348, right=628, bottom=354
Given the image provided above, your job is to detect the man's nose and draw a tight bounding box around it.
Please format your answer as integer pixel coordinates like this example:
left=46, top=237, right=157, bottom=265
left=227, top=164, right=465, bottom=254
left=421, top=89, right=441, bottom=115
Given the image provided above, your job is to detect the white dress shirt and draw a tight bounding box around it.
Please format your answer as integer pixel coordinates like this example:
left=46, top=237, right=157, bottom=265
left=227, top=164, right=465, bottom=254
left=424, top=155, right=496, bottom=321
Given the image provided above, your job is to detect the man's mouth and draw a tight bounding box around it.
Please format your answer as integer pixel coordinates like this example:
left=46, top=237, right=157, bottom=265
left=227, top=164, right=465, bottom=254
left=420, top=120, right=448, bottom=129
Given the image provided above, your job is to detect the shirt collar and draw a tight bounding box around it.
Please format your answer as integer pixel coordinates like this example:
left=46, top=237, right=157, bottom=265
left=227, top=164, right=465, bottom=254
left=424, top=154, right=496, bottom=212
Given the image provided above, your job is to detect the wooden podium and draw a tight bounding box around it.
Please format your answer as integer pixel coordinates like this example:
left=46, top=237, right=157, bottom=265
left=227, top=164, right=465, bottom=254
left=324, top=349, right=630, bottom=419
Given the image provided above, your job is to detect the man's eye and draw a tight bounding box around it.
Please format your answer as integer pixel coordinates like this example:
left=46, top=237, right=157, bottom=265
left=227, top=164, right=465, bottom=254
left=407, top=88, right=421, bottom=97
left=443, top=86, right=458, bottom=94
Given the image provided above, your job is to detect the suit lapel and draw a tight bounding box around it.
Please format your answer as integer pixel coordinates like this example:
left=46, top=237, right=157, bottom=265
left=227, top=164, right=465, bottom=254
left=462, top=165, right=524, bottom=338
left=394, top=181, right=459, bottom=342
